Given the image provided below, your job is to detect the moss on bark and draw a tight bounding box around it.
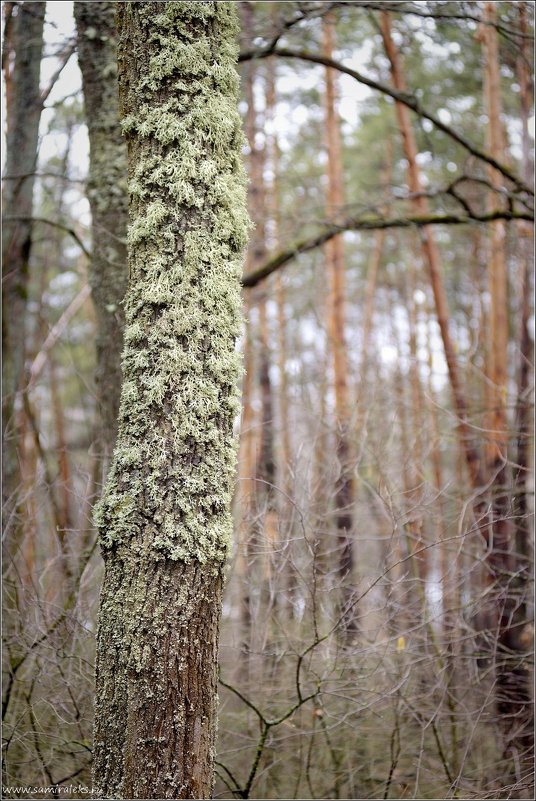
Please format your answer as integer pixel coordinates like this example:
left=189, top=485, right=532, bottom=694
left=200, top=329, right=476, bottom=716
left=94, top=0, right=248, bottom=564
left=92, top=3, right=248, bottom=798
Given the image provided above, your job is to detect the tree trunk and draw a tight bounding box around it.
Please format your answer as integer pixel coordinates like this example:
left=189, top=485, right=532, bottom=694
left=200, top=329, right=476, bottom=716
left=266, top=53, right=295, bottom=617
left=322, top=14, right=357, bottom=637
left=92, top=4, right=248, bottom=798
left=380, top=11, right=484, bottom=491
left=1, top=0, right=46, bottom=564
left=404, top=244, right=426, bottom=585
left=513, top=1, right=534, bottom=574
left=381, top=6, right=533, bottom=778
left=482, top=1, right=510, bottom=564
left=74, top=1, right=128, bottom=472
left=481, top=3, right=533, bottom=774
left=48, top=356, right=73, bottom=540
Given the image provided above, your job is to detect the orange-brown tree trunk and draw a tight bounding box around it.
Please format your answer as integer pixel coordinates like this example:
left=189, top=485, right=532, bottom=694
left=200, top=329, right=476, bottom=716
left=381, top=6, right=533, bottom=776
left=513, top=1, right=534, bottom=571
left=380, top=11, right=484, bottom=492
left=480, top=3, right=533, bottom=772
left=323, top=15, right=357, bottom=637
left=265, top=52, right=295, bottom=619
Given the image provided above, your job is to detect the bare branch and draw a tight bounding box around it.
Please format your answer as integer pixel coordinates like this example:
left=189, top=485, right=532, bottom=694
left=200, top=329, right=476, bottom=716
left=238, top=47, right=532, bottom=196
left=242, top=208, right=534, bottom=289
left=2, top=215, right=90, bottom=259
left=28, top=284, right=91, bottom=387
left=348, top=1, right=534, bottom=41
left=39, top=40, right=76, bottom=106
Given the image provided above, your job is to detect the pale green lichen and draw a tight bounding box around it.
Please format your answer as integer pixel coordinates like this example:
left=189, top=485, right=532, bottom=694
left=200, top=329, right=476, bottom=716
left=94, top=1, right=249, bottom=564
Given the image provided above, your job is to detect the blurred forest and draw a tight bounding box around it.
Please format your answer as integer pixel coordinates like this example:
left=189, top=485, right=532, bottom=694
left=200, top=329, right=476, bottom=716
left=1, top=1, right=534, bottom=799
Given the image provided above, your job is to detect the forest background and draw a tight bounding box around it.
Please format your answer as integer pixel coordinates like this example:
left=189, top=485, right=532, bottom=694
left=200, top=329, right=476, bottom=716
left=1, top=1, right=534, bottom=799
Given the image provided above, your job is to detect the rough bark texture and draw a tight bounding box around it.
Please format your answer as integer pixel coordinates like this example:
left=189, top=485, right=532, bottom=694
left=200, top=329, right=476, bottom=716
left=74, top=1, right=128, bottom=468
left=1, top=0, right=46, bottom=558
left=92, top=3, right=248, bottom=798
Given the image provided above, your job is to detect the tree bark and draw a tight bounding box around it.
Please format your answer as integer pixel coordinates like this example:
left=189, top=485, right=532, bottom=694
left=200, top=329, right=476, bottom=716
left=92, top=3, right=248, bottom=798
left=513, top=1, right=534, bottom=572
left=74, top=1, right=128, bottom=472
left=322, top=14, right=357, bottom=636
left=1, top=0, right=46, bottom=563
left=381, top=6, right=533, bottom=777
left=482, top=1, right=510, bottom=557
left=480, top=3, right=533, bottom=773
left=266, top=52, right=295, bottom=616
left=380, top=10, right=484, bottom=491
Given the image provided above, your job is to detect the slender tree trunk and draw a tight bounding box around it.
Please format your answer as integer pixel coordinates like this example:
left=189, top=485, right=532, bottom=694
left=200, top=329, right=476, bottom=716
left=241, top=0, right=279, bottom=657
left=1, top=0, right=46, bottom=565
left=380, top=11, right=484, bottom=491
left=425, top=309, right=450, bottom=631
left=2, top=4, right=15, bottom=119
left=481, top=3, right=533, bottom=773
left=236, top=307, right=256, bottom=677
left=380, top=287, right=410, bottom=637
left=322, top=14, right=357, bottom=637
left=482, top=1, right=510, bottom=561
left=357, top=143, right=392, bottom=393
left=383, top=8, right=533, bottom=773
left=74, top=1, right=128, bottom=474
left=237, top=0, right=265, bottom=674
left=405, top=249, right=426, bottom=583
left=263, top=6, right=290, bottom=510
left=358, top=230, right=385, bottom=389
left=40, top=123, right=76, bottom=577
left=261, top=44, right=294, bottom=640
left=48, top=357, right=72, bottom=538
left=92, top=4, right=248, bottom=797
left=513, top=0, right=534, bottom=573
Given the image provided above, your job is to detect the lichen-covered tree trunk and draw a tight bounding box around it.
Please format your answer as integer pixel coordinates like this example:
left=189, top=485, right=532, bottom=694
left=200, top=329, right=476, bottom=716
left=74, top=1, right=128, bottom=471
left=1, top=0, right=46, bottom=564
left=92, top=3, right=248, bottom=798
